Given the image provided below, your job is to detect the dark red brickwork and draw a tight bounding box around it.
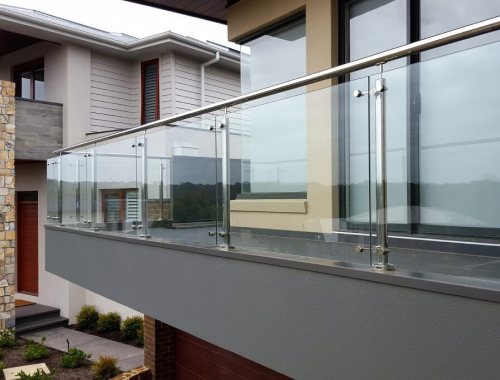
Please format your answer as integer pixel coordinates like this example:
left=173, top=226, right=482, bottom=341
left=176, top=330, right=292, bottom=380
left=144, top=315, right=176, bottom=380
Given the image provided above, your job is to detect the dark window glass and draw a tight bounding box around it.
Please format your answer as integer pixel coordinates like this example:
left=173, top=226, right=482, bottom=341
left=13, top=59, right=44, bottom=100
left=421, top=0, right=500, bottom=59
left=142, top=60, right=159, bottom=124
left=34, top=66, right=44, bottom=101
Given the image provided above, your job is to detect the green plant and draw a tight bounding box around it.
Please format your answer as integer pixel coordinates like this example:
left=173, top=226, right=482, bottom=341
left=97, top=312, right=121, bottom=333
left=76, top=305, right=99, bottom=330
left=136, top=324, right=144, bottom=346
left=60, top=347, right=92, bottom=368
left=0, top=362, right=5, bottom=371
left=23, top=337, right=49, bottom=361
left=16, top=368, right=55, bottom=380
left=92, top=356, right=120, bottom=380
left=121, top=316, right=143, bottom=342
left=0, top=327, right=17, bottom=348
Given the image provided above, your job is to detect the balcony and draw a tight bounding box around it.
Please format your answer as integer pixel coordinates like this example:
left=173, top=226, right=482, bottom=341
left=16, top=98, right=63, bottom=160
left=45, top=19, right=500, bottom=379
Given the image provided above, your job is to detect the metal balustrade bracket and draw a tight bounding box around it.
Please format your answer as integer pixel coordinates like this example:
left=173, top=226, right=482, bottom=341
left=140, top=234, right=152, bottom=239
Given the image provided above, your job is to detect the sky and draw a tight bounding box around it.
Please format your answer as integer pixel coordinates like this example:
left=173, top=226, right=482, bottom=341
left=0, top=0, right=240, bottom=49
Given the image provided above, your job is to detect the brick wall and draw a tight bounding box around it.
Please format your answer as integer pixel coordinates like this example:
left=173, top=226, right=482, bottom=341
left=0, top=81, right=16, bottom=329
left=144, top=315, right=175, bottom=380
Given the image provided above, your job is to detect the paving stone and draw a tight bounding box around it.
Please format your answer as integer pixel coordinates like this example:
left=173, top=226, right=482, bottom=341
left=20, top=327, right=144, bottom=372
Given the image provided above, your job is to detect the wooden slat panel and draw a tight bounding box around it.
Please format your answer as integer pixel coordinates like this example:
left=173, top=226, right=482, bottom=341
left=18, top=201, right=39, bottom=295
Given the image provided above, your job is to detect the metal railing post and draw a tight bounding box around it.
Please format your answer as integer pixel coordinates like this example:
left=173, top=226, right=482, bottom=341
left=158, top=160, right=164, bottom=221
left=75, top=157, right=81, bottom=224
left=353, top=64, right=393, bottom=270
left=373, top=65, right=393, bottom=270
left=140, top=136, right=151, bottom=238
left=90, top=147, right=98, bottom=231
left=57, top=155, right=62, bottom=225
left=220, top=110, right=233, bottom=248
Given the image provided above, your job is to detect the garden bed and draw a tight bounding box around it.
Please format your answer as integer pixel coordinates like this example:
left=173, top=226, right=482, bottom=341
left=66, top=326, right=143, bottom=349
left=1, top=338, right=94, bottom=379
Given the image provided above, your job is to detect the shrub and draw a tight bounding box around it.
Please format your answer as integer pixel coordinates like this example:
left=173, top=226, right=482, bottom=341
left=60, top=347, right=92, bottom=368
left=23, top=337, right=49, bottom=361
left=16, top=368, right=55, bottom=380
left=76, top=305, right=99, bottom=330
left=136, top=324, right=144, bottom=346
left=97, top=312, right=121, bottom=333
left=121, top=316, right=143, bottom=342
left=92, top=356, right=120, bottom=380
left=0, top=328, right=17, bottom=348
left=0, top=362, right=4, bottom=371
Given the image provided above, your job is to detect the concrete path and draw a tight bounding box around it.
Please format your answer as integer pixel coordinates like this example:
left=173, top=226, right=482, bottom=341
left=20, top=327, right=144, bottom=371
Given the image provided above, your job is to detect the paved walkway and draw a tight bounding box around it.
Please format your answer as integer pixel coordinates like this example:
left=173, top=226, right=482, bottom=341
left=20, top=328, right=144, bottom=371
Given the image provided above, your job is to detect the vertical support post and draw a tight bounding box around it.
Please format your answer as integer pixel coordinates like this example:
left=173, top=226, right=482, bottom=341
left=75, top=157, right=81, bottom=224
left=140, top=136, right=151, bottom=238
left=158, top=160, right=164, bottom=221
left=57, top=154, right=62, bottom=225
left=90, top=147, right=98, bottom=230
left=220, top=110, right=233, bottom=248
left=373, top=64, right=393, bottom=270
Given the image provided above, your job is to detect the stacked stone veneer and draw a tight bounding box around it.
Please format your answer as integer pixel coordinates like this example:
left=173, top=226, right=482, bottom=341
left=0, top=81, right=15, bottom=329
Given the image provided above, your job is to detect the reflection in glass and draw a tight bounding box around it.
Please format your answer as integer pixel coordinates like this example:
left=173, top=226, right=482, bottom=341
left=34, top=66, right=44, bottom=101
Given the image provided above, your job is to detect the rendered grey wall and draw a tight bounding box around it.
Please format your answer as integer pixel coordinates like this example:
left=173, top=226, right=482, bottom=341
left=16, top=99, right=62, bottom=160
left=46, top=227, right=500, bottom=380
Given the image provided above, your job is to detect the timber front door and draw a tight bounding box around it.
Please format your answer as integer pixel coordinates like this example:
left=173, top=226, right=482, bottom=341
left=17, top=191, right=38, bottom=295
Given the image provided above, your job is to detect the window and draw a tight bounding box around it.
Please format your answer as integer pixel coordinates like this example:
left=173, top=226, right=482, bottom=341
left=141, top=59, right=159, bottom=124
left=102, top=189, right=139, bottom=223
left=14, top=58, right=44, bottom=100
left=238, top=15, right=307, bottom=198
left=340, top=0, right=500, bottom=238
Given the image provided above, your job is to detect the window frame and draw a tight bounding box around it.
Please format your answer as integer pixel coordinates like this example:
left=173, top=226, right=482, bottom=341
left=141, top=58, right=160, bottom=125
left=13, top=57, right=44, bottom=100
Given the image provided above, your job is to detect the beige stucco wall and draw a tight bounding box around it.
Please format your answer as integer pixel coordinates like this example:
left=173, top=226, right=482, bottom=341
left=227, top=0, right=340, bottom=233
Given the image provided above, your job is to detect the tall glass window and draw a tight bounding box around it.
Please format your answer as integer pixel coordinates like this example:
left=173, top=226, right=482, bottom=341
left=14, top=58, right=44, bottom=101
left=239, top=16, right=307, bottom=197
left=342, top=0, right=500, bottom=237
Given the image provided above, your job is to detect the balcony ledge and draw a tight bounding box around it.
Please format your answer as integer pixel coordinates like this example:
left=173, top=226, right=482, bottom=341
left=45, top=224, right=500, bottom=304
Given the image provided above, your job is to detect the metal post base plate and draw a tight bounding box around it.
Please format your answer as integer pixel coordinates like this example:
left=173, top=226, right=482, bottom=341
left=372, top=262, right=395, bottom=271
left=220, top=244, right=235, bottom=249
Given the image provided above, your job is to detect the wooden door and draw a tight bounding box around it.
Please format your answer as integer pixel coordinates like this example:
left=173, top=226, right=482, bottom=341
left=17, top=192, right=38, bottom=295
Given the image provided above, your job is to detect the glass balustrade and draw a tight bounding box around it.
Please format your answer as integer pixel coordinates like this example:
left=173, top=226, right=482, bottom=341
left=48, top=37, right=500, bottom=289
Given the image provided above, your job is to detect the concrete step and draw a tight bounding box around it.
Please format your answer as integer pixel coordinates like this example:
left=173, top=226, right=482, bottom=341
left=16, top=316, right=69, bottom=335
left=16, top=304, right=61, bottom=325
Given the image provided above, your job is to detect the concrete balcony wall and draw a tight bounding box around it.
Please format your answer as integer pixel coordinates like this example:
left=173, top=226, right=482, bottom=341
left=45, top=226, right=500, bottom=380
left=16, top=98, right=62, bottom=160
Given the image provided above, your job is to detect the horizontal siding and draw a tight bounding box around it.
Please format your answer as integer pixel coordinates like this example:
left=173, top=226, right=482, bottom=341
left=160, top=52, right=173, bottom=119
left=91, top=52, right=140, bottom=132
left=173, top=53, right=242, bottom=130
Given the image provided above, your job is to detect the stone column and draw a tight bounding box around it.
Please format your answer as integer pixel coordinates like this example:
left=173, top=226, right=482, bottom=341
left=144, top=315, right=175, bottom=380
left=0, top=81, right=15, bottom=330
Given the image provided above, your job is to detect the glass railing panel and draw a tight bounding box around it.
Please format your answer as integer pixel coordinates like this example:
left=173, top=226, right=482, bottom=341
left=93, top=138, right=139, bottom=235
left=60, top=150, right=88, bottom=227
left=144, top=117, right=220, bottom=246
left=369, top=39, right=500, bottom=284
left=226, top=79, right=373, bottom=264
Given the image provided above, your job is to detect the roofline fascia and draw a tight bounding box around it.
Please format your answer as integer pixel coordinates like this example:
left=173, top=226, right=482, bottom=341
left=0, top=8, right=240, bottom=62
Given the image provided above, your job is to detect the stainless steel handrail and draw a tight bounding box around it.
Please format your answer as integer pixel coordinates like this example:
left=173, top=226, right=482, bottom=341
left=54, top=15, right=500, bottom=154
